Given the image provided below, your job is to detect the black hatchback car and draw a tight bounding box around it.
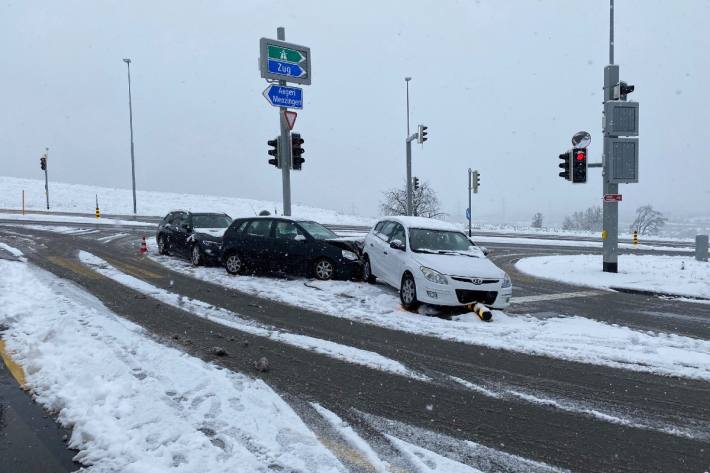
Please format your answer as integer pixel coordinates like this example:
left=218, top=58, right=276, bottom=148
left=156, top=211, right=232, bottom=266
left=220, top=217, right=362, bottom=280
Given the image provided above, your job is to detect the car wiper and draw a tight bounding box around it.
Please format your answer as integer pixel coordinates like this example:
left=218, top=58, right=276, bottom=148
left=413, top=249, right=439, bottom=254
left=437, top=250, right=478, bottom=257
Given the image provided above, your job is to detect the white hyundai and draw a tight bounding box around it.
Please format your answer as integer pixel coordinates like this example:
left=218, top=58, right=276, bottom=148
left=362, top=217, right=512, bottom=311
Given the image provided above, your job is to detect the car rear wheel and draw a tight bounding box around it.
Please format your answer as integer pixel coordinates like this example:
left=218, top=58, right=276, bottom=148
left=400, top=272, right=420, bottom=311
left=158, top=235, right=170, bottom=255
left=191, top=245, right=202, bottom=266
left=362, top=256, right=376, bottom=284
left=224, top=252, right=244, bottom=275
left=313, top=258, right=335, bottom=281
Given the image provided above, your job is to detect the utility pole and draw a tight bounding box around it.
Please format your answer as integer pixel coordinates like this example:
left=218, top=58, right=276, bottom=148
left=602, top=0, right=619, bottom=273
left=405, top=132, right=418, bottom=215
left=123, top=58, right=137, bottom=214
left=277, top=27, right=293, bottom=216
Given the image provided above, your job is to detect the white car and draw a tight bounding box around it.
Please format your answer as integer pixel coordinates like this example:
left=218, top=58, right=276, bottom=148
left=362, top=216, right=512, bottom=310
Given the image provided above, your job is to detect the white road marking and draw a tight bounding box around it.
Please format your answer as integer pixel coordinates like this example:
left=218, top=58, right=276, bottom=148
left=96, top=232, right=130, bottom=243
left=510, top=290, right=606, bottom=305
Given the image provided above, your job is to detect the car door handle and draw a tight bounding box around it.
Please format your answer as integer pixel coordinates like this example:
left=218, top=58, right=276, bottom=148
left=383, top=251, right=388, bottom=255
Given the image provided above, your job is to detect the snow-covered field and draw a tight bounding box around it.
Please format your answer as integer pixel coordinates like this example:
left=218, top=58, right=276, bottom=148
left=516, top=254, right=710, bottom=301
left=0, top=175, right=373, bottom=225
left=146, top=243, right=710, bottom=381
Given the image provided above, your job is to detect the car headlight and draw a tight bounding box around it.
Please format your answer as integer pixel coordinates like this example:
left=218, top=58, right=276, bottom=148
left=420, top=266, right=448, bottom=285
left=341, top=250, right=359, bottom=261
left=501, top=273, right=512, bottom=288
left=202, top=240, right=220, bottom=247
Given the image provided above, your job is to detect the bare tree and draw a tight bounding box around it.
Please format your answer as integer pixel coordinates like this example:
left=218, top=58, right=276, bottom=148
left=380, top=181, right=444, bottom=218
left=631, top=205, right=667, bottom=235
left=531, top=212, right=544, bottom=229
left=562, top=206, right=603, bottom=232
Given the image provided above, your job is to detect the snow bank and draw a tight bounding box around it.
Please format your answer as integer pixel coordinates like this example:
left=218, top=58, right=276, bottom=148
left=0, top=259, right=345, bottom=472
left=0, top=175, right=373, bottom=225
left=147, top=244, right=710, bottom=381
left=516, top=254, right=710, bottom=300
left=471, top=235, right=692, bottom=253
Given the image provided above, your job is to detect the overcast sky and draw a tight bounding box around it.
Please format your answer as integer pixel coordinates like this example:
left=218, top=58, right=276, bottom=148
left=2, top=0, right=708, bottom=223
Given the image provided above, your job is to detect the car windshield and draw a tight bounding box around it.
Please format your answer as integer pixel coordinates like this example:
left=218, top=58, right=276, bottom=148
left=297, top=221, right=338, bottom=240
left=409, top=228, right=476, bottom=253
left=192, top=214, right=232, bottom=228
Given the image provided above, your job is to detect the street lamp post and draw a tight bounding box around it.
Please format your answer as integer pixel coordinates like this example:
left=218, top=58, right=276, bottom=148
left=123, top=58, right=137, bottom=214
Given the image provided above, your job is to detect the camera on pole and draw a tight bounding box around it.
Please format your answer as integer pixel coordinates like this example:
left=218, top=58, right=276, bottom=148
left=417, top=124, right=428, bottom=144
left=613, top=81, right=635, bottom=101
left=291, top=133, right=305, bottom=170
left=267, top=137, right=280, bottom=168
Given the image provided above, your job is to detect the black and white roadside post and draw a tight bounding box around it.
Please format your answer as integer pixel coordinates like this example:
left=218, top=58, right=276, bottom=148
left=260, top=28, right=310, bottom=217
left=40, top=147, right=49, bottom=209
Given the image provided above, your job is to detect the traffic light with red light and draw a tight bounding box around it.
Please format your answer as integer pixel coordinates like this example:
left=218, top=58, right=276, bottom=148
left=571, top=148, right=587, bottom=183
left=291, top=133, right=305, bottom=170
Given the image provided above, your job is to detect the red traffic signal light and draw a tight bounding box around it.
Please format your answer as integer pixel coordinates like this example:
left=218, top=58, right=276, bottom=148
left=572, top=148, right=587, bottom=183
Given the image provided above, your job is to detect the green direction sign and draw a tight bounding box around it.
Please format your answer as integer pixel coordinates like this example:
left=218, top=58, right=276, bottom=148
left=267, top=45, right=305, bottom=64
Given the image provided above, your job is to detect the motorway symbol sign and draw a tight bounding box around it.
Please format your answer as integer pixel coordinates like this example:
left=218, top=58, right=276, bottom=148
left=466, top=208, right=471, bottom=221
left=603, top=194, right=622, bottom=202
left=260, top=38, right=311, bottom=85
left=262, top=85, right=303, bottom=109
left=284, top=111, right=297, bottom=130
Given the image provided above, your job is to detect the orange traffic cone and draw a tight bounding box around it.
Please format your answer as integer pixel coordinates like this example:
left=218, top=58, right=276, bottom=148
left=139, top=236, right=147, bottom=254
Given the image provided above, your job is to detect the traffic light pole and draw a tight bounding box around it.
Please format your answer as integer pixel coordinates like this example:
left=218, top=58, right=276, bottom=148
left=468, top=168, right=472, bottom=237
left=405, top=132, right=418, bottom=216
left=602, top=0, right=619, bottom=273
left=277, top=27, right=293, bottom=216
left=43, top=148, right=49, bottom=210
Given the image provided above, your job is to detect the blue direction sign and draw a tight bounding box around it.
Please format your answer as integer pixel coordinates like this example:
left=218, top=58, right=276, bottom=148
left=267, top=59, right=307, bottom=79
left=466, top=208, right=471, bottom=221
left=262, top=84, right=303, bottom=109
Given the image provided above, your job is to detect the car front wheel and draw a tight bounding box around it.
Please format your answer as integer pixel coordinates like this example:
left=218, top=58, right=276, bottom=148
left=224, top=252, right=244, bottom=275
left=191, top=245, right=202, bottom=266
left=313, top=258, right=335, bottom=281
left=400, top=272, right=420, bottom=311
left=362, top=257, right=376, bottom=284
left=158, top=235, right=170, bottom=255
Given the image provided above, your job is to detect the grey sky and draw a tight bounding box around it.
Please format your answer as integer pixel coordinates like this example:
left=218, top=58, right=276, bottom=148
left=2, top=0, right=708, bottom=223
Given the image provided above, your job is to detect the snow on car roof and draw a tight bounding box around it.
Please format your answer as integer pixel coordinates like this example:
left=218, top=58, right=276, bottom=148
left=382, top=216, right=461, bottom=231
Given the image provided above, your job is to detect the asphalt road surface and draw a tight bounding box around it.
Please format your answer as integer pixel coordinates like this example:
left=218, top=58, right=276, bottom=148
left=0, top=220, right=708, bottom=473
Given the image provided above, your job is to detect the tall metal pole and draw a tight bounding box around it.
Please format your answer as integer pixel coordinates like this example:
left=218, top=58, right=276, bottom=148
left=406, top=138, right=413, bottom=216
left=44, top=147, right=49, bottom=210
left=278, top=27, right=293, bottom=216
left=468, top=168, right=472, bottom=237
left=602, top=0, right=619, bottom=273
left=123, top=58, right=137, bottom=214
left=405, top=77, right=413, bottom=216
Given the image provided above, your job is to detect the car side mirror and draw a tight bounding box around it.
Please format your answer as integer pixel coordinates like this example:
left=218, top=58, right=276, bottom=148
left=294, top=234, right=307, bottom=242
left=479, top=246, right=489, bottom=256
left=389, top=239, right=405, bottom=251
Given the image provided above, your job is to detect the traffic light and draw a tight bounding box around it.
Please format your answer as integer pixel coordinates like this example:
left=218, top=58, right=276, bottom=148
left=558, top=151, right=571, bottom=181
left=40, top=156, right=47, bottom=171
left=267, top=137, right=280, bottom=168
left=613, top=81, right=635, bottom=101
left=417, top=124, right=428, bottom=144
left=471, top=170, right=480, bottom=193
left=291, top=133, right=305, bottom=170
left=571, top=147, right=587, bottom=183
left=413, top=177, right=420, bottom=191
